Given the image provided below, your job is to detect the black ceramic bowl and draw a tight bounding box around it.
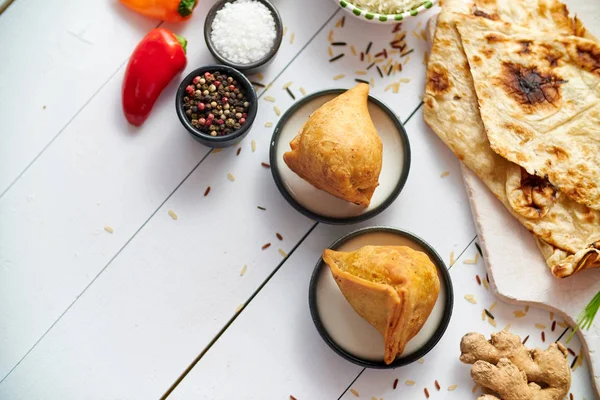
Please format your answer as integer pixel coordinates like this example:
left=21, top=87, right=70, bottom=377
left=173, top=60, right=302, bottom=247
left=204, top=0, right=283, bottom=74
left=175, top=65, right=258, bottom=148
left=309, top=226, right=454, bottom=369
left=270, top=89, right=411, bottom=225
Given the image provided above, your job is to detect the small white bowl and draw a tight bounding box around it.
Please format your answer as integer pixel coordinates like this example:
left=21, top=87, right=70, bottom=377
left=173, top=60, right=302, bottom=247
left=334, top=0, right=437, bottom=24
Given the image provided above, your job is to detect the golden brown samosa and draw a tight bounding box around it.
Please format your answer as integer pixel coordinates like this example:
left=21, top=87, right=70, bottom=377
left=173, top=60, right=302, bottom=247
left=283, top=83, right=383, bottom=208
left=323, top=246, right=440, bottom=364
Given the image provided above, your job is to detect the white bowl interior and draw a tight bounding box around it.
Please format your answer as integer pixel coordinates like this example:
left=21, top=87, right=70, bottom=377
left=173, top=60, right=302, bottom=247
left=274, top=92, right=406, bottom=219
left=315, top=230, right=447, bottom=362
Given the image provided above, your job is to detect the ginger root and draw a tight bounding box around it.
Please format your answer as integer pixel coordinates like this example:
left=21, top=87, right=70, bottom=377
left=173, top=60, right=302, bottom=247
left=460, top=330, right=571, bottom=400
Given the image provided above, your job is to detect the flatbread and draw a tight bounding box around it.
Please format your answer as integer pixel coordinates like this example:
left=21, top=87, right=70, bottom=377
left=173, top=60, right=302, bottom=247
left=455, top=15, right=600, bottom=211
left=424, top=0, right=600, bottom=277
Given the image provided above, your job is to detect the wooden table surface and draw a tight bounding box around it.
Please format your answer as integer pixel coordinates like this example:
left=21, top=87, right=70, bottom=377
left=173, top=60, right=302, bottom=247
left=0, top=0, right=595, bottom=399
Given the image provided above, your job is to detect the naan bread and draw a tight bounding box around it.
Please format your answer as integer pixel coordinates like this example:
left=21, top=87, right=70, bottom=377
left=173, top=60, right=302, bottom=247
left=455, top=15, right=600, bottom=211
left=283, top=83, right=382, bottom=207
left=323, top=246, right=440, bottom=364
left=424, top=0, right=600, bottom=277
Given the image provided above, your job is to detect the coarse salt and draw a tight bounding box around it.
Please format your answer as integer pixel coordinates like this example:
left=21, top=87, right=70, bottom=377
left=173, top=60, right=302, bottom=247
left=211, top=0, right=276, bottom=64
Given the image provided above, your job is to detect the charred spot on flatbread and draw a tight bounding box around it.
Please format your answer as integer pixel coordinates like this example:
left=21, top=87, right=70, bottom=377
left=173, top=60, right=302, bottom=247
left=497, top=62, right=566, bottom=112
left=485, top=34, right=506, bottom=44
left=574, top=41, right=600, bottom=75
left=472, top=7, right=499, bottom=21
left=506, top=166, right=558, bottom=219
left=426, top=64, right=452, bottom=95
left=518, top=40, right=533, bottom=54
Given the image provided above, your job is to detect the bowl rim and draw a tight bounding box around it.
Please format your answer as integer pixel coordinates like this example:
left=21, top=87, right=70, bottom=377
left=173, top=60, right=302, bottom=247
left=175, top=65, right=258, bottom=144
left=336, top=0, right=437, bottom=22
left=308, top=226, right=454, bottom=369
left=203, top=0, right=284, bottom=71
left=269, top=88, right=411, bottom=225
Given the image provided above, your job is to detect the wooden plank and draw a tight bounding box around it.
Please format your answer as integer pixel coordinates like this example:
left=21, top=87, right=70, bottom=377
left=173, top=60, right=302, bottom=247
left=0, top=0, right=156, bottom=194
left=0, top=0, right=338, bottom=382
left=338, top=241, right=595, bottom=399
left=162, top=110, right=477, bottom=399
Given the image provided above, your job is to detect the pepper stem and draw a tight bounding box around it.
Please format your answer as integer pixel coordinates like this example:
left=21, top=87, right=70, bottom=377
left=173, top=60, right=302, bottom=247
left=175, top=34, right=188, bottom=54
left=178, top=0, right=197, bottom=17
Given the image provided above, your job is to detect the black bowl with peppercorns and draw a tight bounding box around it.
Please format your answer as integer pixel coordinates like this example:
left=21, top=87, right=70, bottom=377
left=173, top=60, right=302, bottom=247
left=175, top=65, right=257, bottom=148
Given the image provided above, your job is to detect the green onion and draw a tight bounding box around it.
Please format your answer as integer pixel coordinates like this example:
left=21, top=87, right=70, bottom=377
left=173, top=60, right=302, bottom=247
left=567, top=291, right=600, bottom=343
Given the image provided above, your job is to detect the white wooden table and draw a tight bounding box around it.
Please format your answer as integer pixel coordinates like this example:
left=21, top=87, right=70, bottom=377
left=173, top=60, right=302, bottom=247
left=0, top=1, right=595, bottom=399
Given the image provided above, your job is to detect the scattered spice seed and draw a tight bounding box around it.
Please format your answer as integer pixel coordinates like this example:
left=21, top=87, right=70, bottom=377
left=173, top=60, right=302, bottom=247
left=335, top=16, right=343, bottom=28
left=286, top=87, right=296, bottom=100
left=570, top=393, right=574, bottom=400
left=168, top=210, right=178, bottom=220
left=481, top=309, right=486, bottom=321
left=328, top=46, right=333, bottom=57
left=264, top=96, right=275, bottom=102
left=235, top=304, right=243, bottom=312
left=328, top=30, right=334, bottom=42
left=434, top=380, right=440, bottom=391
left=341, top=16, right=345, bottom=27
left=424, top=388, right=430, bottom=398
left=488, top=318, right=497, bottom=327
left=261, top=162, right=270, bottom=168
left=257, top=206, right=266, bottom=210
left=333, top=74, right=345, bottom=80
left=236, top=147, right=241, bottom=156
left=400, top=49, right=414, bottom=58
left=475, top=275, right=481, bottom=285
left=392, top=23, right=402, bottom=33
left=356, top=70, right=367, bottom=75
left=278, top=248, right=287, bottom=257
left=299, top=87, right=306, bottom=95
left=240, top=265, right=247, bottom=276
left=490, top=301, right=497, bottom=311
left=397, top=62, right=403, bottom=72
left=360, top=52, right=364, bottom=61
left=213, top=148, right=223, bottom=153
left=550, top=312, right=554, bottom=321
left=393, top=379, right=398, bottom=389
left=367, top=53, right=372, bottom=63
left=535, top=323, right=546, bottom=330
left=475, top=242, right=483, bottom=256
left=403, top=55, right=411, bottom=65
left=350, top=45, right=357, bottom=56
left=387, top=65, right=393, bottom=76
left=365, top=41, right=372, bottom=54
left=568, top=348, right=576, bottom=356
left=282, top=81, right=293, bottom=89
left=274, top=106, right=281, bottom=116
left=557, top=321, right=568, bottom=328
left=463, top=254, right=479, bottom=264
left=449, top=250, right=455, bottom=266
left=464, top=294, right=477, bottom=304
left=366, top=62, right=375, bottom=70
left=251, top=140, right=256, bottom=152
left=369, top=77, right=375, bottom=87
left=355, top=78, right=370, bottom=85
left=250, top=81, right=265, bottom=87
left=332, top=42, right=346, bottom=46
left=447, top=384, right=458, bottom=391
left=376, top=66, right=383, bottom=78
left=290, top=396, right=297, bottom=400
left=551, top=321, right=557, bottom=331
left=525, top=305, right=529, bottom=312
left=485, top=309, right=495, bottom=320
left=329, top=54, right=345, bottom=62
left=265, top=122, right=273, bottom=127
left=418, top=358, right=425, bottom=364
left=570, top=356, right=578, bottom=369
left=276, top=233, right=283, bottom=240
left=104, top=226, right=114, bottom=234
left=522, top=335, right=530, bottom=345
left=283, top=26, right=287, bottom=36
left=541, top=331, right=546, bottom=342
left=482, top=279, right=489, bottom=290
left=204, top=186, right=211, bottom=196
left=503, top=324, right=511, bottom=331
left=290, top=33, right=294, bottom=44
left=227, top=173, right=235, bottom=181
left=256, top=73, right=264, bottom=80
left=261, top=243, right=271, bottom=250
left=405, top=380, right=416, bottom=386
left=350, top=389, right=359, bottom=397
left=375, top=50, right=385, bottom=58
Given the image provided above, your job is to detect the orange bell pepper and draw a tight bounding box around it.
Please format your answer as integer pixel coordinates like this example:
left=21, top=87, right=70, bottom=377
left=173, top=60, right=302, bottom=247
left=120, top=0, right=198, bottom=22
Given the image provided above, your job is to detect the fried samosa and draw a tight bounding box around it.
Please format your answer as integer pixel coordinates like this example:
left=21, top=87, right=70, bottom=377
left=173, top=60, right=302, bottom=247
left=283, top=83, right=383, bottom=208
left=323, top=245, right=440, bottom=364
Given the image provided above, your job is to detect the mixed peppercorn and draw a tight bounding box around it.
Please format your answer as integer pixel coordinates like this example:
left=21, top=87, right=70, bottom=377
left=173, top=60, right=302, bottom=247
left=182, top=71, right=250, bottom=136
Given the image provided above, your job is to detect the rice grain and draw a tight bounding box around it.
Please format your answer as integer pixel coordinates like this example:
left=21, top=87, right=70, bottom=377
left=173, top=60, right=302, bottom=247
left=168, top=210, right=178, bottom=220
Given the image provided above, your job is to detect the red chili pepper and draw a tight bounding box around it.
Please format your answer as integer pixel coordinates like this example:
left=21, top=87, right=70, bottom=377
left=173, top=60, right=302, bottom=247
left=122, top=28, right=187, bottom=126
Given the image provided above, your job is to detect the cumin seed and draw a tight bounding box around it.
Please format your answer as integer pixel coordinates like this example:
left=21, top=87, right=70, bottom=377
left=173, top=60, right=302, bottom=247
left=204, top=186, right=211, bottom=196
left=329, top=54, right=345, bottom=62
left=262, top=243, right=271, bottom=250
left=261, top=162, right=270, bottom=168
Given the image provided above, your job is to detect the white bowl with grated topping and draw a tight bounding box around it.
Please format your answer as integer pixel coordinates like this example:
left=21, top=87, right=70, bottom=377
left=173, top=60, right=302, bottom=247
left=333, top=0, right=438, bottom=24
